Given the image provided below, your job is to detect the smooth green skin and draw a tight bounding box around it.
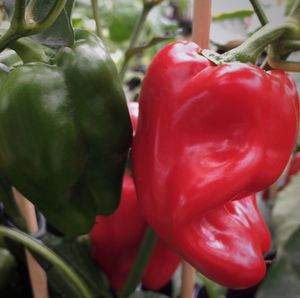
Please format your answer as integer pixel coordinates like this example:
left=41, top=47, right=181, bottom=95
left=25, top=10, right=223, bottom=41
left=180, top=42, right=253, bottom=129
left=0, top=30, right=132, bottom=235
left=0, top=248, right=16, bottom=291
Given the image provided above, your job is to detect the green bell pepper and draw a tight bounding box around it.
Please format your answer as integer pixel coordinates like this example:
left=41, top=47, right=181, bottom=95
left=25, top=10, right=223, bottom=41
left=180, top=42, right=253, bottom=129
left=0, top=30, right=132, bottom=235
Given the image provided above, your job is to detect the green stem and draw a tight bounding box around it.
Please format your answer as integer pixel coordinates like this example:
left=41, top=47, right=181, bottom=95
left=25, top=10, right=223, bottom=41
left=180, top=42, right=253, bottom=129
left=0, top=29, right=23, bottom=53
left=287, top=0, right=300, bottom=18
left=283, top=39, right=300, bottom=50
left=221, top=18, right=300, bottom=63
left=119, top=227, right=157, bottom=298
left=119, top=5, right=152, bottom=81
left=0, top=0, right=67, bottom=53
left=10, top=0, right=27, bottom=30
left=249, top=0, right=269, bottom=25
left=0, top=225, right=93, bottom=298
left=196, top=273, right=218, bottom=298
left=9, top=37, right=55, bottom=63
left=91, top=0, right=103, bottom=39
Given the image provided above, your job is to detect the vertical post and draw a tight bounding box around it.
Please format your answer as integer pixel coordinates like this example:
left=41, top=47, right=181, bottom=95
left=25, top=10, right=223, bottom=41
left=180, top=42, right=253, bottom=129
left=14, top=190, right=49, bottom=298
left=181, top=1, right=212, bottom=297
left=192, top=0, right=212, bottom=48
left=180, top=261, right=196, bottom=298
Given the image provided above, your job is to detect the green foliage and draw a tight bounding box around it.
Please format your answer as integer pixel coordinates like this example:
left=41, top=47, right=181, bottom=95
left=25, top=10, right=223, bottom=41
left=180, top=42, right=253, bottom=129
left=256, top=226, right=300, bottom=298
left=30, top=0, right=75, bottom=47
left=272, top=174, right=300, bottom=249
left=105, top=0, right=142, bottom=43
left=256, top=174, right=300, bottom=297
left=212, top=10, right=254, bottom=21
left=42, top=234, right=111, bottom=298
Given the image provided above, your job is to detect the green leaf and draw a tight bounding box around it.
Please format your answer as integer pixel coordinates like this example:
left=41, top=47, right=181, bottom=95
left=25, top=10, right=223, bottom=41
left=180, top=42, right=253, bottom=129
left=129, top=292, right=169, bottom=298
left=29, top=0, right=75, bottom=47
left=256, top=226, right=300, bottom=298
left=272, top=174, right=300, bottom=249
left=213, top=10, right=254, bottom=21
left=42, top=233, right=111, bottom=298
left=105, top=0, right=142, bottom=43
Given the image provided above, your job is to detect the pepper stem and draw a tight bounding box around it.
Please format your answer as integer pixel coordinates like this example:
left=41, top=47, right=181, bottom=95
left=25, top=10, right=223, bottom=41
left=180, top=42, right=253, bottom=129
left=91, top=0, right=103, bottom=39
left=220, top=18, right=300, bottom=64
left=119, top=227, right=157, bottom=298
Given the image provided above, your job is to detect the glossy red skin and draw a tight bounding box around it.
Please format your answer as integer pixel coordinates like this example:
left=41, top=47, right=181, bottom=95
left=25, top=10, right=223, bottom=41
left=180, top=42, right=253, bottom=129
left=132, top=41, right=299, bottom=288
left=89, top=174, right=180, bottom=291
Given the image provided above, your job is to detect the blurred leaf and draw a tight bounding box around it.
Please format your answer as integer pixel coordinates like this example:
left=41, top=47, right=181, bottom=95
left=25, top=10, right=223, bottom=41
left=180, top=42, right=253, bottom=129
left=213, top=10, right=253, bottom=21
left=106, top=0, right=142, bottom=43
left=256, top=226, right=300, bottom=298
left=30, top=0, right=75, bottom=47
left=272, top=174, right=300, bottom=249
left=42, top=233, right=111, bottom=298
left=130, top=292, right=169, bottom=298
left=146, top=4, right=178, bottom=37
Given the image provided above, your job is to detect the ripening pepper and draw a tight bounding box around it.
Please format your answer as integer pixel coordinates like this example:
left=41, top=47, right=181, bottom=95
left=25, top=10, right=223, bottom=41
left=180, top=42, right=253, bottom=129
left=0, top=30, right=132, bottom=235
left=90, top=174, right=180, bottom=291
left=132, top=41, right=299, bottom=288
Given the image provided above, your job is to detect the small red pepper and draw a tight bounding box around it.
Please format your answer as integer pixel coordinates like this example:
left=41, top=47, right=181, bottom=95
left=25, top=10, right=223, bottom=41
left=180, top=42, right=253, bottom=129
left=89, top=174, right=180, bottom=291
left=132, top=41, right=299, bottom=288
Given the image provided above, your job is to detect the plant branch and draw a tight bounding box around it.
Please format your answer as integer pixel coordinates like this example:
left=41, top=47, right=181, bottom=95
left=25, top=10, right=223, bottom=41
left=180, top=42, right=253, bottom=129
left=119, top=5, right=151, bottom=81
left=221, top=18, right=300, bottom=63
left=249, top=0, right=269, bottom=26
left=11, top=0, right=27, bottom=29
left=119, top=227, right=157, bottom=298
left=0, top=225, right=93, bottom=298
left=91, top=0, right=103, bottom=39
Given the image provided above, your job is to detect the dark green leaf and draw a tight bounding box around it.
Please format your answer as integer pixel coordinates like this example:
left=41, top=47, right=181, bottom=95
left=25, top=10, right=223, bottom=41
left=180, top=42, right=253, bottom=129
left=256, top=226, right=300, bottom=298
left=30, top=0, right=75, bottom=47
left=42, top=233, right=111, bottom=298
left=213, top=10, right=254, bottom=21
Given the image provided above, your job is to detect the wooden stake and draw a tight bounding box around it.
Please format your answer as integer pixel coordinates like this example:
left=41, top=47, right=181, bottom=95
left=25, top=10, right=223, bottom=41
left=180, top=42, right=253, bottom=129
left=14, top=189, right=49, bottom=298
left=192, top=0, right=212, bottom=48
left=180, top=261, right=196, bottom=298
left=181, top=1, right=212, bottom=297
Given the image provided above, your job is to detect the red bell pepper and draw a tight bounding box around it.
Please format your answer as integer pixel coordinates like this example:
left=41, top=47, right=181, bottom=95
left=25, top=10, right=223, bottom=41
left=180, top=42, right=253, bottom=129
left=89, top=174, right=180, bottom=291
left=132, top=41, right=299, bottom=288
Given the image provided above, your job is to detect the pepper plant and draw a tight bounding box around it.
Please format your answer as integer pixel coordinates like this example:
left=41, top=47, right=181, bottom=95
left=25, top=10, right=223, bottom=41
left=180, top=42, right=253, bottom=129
left=0, top=1, right=300, bottom=298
